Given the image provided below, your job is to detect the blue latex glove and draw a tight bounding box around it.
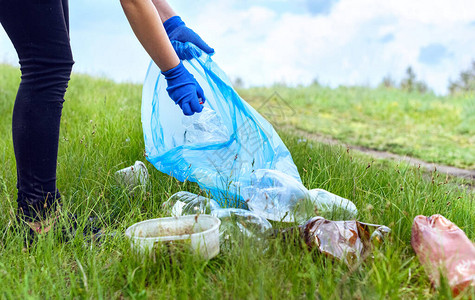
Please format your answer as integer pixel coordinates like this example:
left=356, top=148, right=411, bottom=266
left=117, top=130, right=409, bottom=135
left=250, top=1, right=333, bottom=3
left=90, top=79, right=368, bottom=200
left=162, top=61, right=205, bottom=116
left=163, top=16, right=214, bottom=60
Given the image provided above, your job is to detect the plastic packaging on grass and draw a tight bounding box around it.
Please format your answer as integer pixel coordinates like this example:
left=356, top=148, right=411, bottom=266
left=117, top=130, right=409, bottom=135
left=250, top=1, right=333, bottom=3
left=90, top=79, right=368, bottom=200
left=164, top=191, right=221, bottom=216
left=241, top=169, right=309, bottom=222
left=278, top=217, right=390, bottom=265
left=411, top=214, right=475, bottom=296
left=211, top=208, right=272, bottom=238
left=115, top=161, right=149, bottom=191
left=142, top=42, right=306, bottom=221
left=301, top=217, right=390, bottom=265
left=164, top=191, right=272, bottom=238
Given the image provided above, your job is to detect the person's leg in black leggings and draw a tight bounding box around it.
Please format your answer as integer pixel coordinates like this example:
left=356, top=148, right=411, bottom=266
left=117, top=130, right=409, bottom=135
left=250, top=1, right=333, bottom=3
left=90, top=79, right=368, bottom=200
left=0, top=0, right=74, bottom=223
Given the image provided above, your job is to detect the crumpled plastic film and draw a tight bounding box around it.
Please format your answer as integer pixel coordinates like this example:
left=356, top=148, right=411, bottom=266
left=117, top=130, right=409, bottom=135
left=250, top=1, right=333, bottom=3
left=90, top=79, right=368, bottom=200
left=411, top=214, right=475, bottom=296
left=278, top=217, right=391, bottom=265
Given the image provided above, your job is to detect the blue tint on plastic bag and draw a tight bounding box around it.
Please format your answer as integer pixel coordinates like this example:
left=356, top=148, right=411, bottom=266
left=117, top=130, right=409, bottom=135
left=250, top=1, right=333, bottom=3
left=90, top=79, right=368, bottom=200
left=142, top=42, right=306, bottom=221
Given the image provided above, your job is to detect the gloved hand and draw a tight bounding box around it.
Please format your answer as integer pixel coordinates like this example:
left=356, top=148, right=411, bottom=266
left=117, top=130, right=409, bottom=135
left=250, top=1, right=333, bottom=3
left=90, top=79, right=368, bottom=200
left=163, top=16, right=214, bottom=59
left=162, top=61, right=205, bottom=116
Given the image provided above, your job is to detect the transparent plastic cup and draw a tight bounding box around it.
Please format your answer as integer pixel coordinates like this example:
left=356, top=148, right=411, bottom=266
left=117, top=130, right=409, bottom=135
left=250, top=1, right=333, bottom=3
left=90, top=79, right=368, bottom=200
left=115, top=161, right=149, bottom=190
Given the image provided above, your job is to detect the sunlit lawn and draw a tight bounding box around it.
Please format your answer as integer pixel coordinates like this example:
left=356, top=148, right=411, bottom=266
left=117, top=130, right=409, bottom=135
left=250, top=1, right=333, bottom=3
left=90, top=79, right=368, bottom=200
left=0, top=64, right=473, bottom=298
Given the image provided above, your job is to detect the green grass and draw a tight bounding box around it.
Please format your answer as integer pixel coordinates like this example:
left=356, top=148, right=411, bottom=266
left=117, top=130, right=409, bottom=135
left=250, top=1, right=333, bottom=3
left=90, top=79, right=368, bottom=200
left=0, top=64, right=474, bottom=298
left=239, top=85, right=475, bottom=169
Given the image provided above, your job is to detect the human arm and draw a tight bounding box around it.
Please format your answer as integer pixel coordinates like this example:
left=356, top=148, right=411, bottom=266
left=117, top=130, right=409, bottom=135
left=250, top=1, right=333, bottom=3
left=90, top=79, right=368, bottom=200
left=151, top=0, right=177, bottom=22
left=120, top=0, right=205, bottom=115
left=120, top=0, right=179, bottom=71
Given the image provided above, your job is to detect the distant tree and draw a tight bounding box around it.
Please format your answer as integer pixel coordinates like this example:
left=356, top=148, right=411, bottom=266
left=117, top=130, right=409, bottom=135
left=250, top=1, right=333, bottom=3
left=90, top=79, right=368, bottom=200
left=310, top=77, right=320, bottom=86
left=400, top=67, right=416, bottom=92
left=400, top=66, right=430, bottom=93
left=415, top=81, right=429, bottom=94
left=449, top=60, right=475, bottom=95
left=380, top=74, right=396, bottom=88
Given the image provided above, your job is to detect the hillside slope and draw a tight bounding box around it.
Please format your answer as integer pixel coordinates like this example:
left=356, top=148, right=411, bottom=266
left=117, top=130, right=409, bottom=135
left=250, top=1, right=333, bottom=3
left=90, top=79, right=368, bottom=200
left=240, top=85, right=475, bottom=169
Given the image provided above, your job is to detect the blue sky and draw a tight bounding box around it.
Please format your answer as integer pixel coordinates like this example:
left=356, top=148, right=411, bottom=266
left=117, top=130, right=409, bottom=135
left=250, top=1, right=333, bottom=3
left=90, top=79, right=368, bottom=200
left=1, top=0, right=474, bottom=95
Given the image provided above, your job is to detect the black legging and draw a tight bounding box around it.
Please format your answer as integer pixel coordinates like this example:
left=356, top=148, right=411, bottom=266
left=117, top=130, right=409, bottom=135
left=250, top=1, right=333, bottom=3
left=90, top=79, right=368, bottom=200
left=0, top=0, right=74, bottom=221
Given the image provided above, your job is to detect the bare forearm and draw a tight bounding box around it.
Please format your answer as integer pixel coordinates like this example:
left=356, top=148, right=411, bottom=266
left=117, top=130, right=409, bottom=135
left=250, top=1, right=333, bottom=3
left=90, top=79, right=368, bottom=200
left=120, top=0, right=179, bottom=71
left=151, top=0, right=177, bottom=23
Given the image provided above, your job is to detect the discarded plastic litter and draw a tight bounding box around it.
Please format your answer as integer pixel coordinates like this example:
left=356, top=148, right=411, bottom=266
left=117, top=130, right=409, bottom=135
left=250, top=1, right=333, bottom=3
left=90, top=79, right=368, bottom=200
left=165, top=191, right=272, bottom=238
left=125, top=215, right=221, bottom=260
left=211, top=208, right=272, bottom=238
left=182, top=107, right=229, bottom=145
left=240, top=169, right=309, bottom=222
left=279, top=217, right=390, bottom=265
left=142, top=42, right=305, bottom=220
left=285, top=188, right=358, bottom=223
left=115, top=161, right=149, bottom=190
left=165, top=191, right=221, bottom=217
left=142, top=42, right=360, bottom=222
left=411, top=214, right=475, bottom=295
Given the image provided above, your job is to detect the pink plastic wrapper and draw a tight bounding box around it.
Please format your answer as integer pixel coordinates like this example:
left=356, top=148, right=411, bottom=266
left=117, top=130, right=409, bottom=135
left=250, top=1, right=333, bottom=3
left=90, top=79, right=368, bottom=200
left=411, top=214, right=475, bottom=295
left=300, top=217, right=391, bottom=265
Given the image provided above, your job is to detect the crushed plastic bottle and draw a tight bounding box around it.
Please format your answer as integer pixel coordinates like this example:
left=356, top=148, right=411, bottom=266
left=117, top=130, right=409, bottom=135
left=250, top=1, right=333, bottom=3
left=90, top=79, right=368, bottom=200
left=164, top=191, right=221, bottom=217
left=164, top=191, right=272, bottom=238
left=411, top=214, right=475, bottom=296
left=288, top=188, right=358, bottom=223
left=240, top=169, right=310, bottom=222
left=211, top=208, right=272, bottom=238
left=182, top=107, right=229, bottom=145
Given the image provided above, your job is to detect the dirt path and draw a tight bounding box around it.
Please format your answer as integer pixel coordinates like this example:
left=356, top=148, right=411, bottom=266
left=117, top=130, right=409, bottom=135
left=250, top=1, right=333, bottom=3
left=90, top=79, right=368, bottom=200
left=283, top=127, right=475, bottom=181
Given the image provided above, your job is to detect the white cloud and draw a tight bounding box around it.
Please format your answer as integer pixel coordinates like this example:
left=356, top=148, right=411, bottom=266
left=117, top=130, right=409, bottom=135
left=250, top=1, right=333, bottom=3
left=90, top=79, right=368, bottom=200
left=1, top=0, right=474, bottom=94
left=187, top=0, right=475, bottom=94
